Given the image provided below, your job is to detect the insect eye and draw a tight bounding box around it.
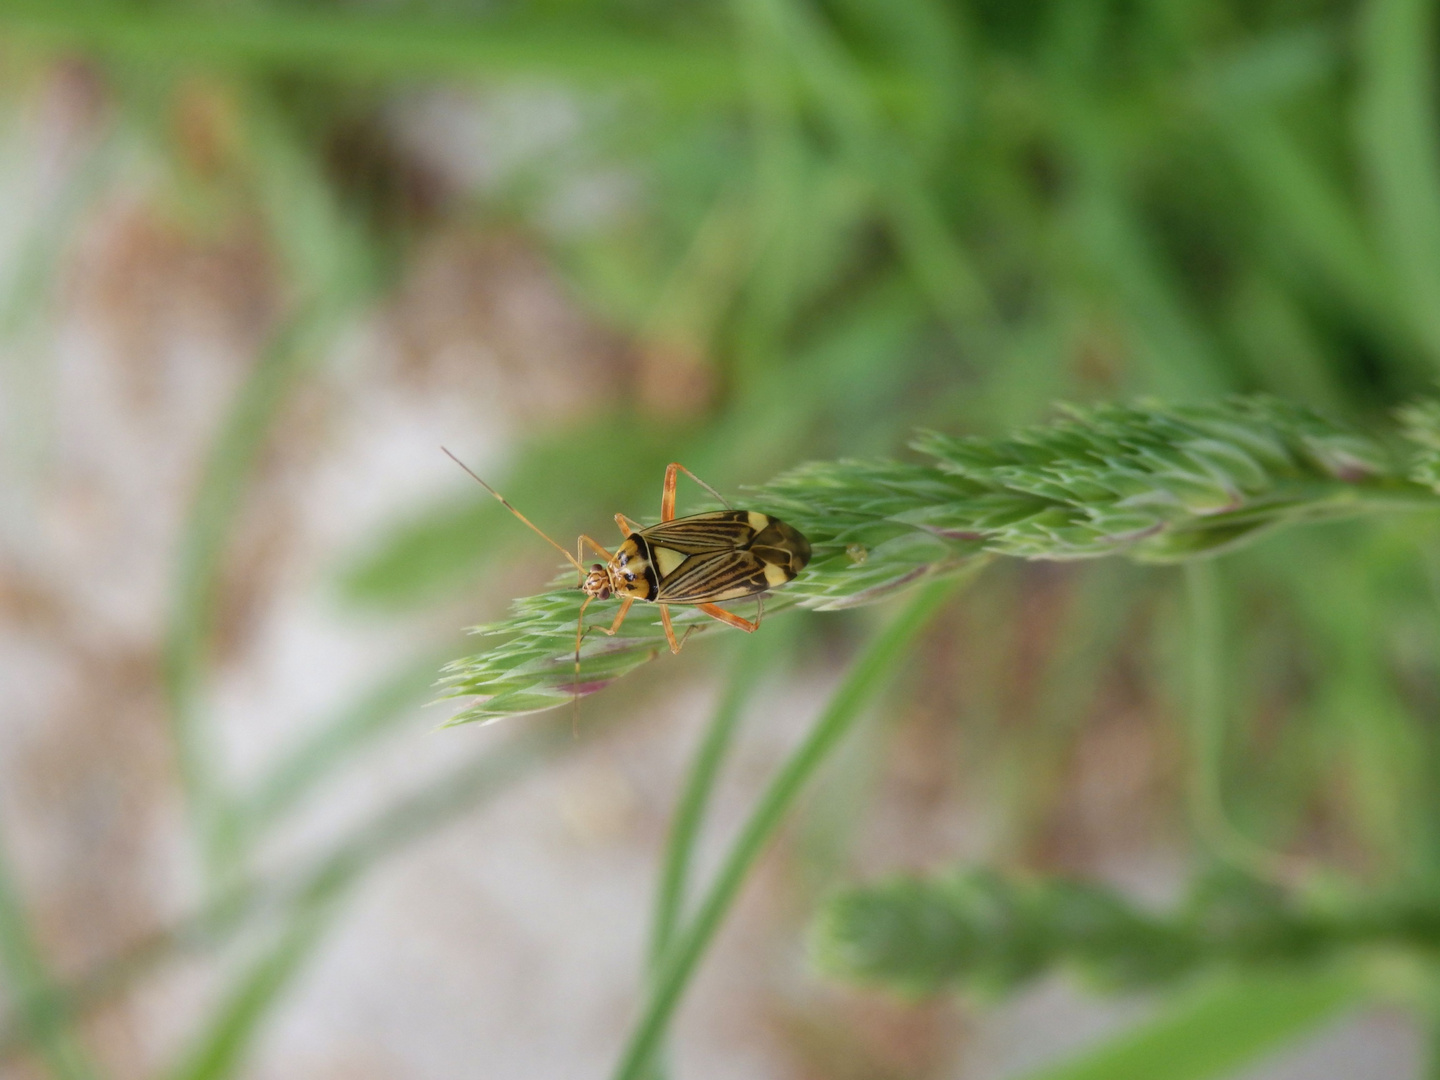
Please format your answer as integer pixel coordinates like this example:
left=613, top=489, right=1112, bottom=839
left=598, top=586, right=611, bottom=600
left=592, top=563, right=603, bottom=572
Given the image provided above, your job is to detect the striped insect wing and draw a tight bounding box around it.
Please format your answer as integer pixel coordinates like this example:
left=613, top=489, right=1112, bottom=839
left=749, top=516, right=811, bottom=584
left=641, top=510, right=811, bottom=605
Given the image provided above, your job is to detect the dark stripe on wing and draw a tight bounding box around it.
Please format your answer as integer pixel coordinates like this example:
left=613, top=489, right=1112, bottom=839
left=640, top=511, right=758, bottom=553
left=654, top=549, right=770, bottom=604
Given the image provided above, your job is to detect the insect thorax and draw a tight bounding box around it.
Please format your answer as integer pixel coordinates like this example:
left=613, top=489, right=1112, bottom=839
left=610, top=536, right=659, bottom=601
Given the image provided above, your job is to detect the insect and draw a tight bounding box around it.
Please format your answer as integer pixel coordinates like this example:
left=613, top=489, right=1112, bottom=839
left=443, top=450, right=811, bottom=684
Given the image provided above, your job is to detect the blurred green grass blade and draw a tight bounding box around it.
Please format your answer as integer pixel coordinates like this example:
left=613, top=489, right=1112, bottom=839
left=337, top=497, right=499, bottom=611
left=648, top=631, right=781, bottom=971
left=829, top=0, right=968, bottom=149
left=1065, top=162, right=1230, bottom=398
left=175, top=717, right=584, bottom=1079
left=752, top=0, right=994, bottom=333
left=163, top=890, right=341, bottom=1080
left=1275, top=535, right=1428, bottom=872
left=1195, top=26, right=1337, bottom=109
left=1184, top=560, right=1290, bottom=877
left=1358, top=0, right=1440, bottom=366
left=235, top=651, right=449, bottom=845
left=1224, top=272, right=1347, bottom=412
left=164, top=91, right=376, bottom=880
left=0, top=832, right=102, bottom=1080
left=1010, top=971, right=1361, bottom=1080
left=1214, top=112, right=1403, bottom=350
left=0, top=122, right=121, bottom=339
left=727, top=274, right=927, bottom=463
left=733, top=0, right=807, bottom=385
left=1041, top=8, right=1231, bottom=398
left=642, top=631, right=783, bottom=1080
left=0, top=3, right=738, bottom=100
left=239, top=89, right=376, bottom=302
left=610, top=572, right=977, bottom=1080
left=996, top=562, right=1140, bottom=850
left=163, top=308, right=347, bottom=882
left=0, top=119, right=122, bottom=485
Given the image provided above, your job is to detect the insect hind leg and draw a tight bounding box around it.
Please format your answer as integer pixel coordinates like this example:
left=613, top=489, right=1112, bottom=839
left=697, top=602, right=758, bottom=633
left=661, top=462, right=732, bottom=522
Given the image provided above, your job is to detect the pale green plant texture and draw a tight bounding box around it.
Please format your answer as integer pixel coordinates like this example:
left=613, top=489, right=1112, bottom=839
left=442, top=395, right=1439, bottom=725
left=1399, top=397, right=1440, bottom=492
left=811, top=866, right=1440, bottom=998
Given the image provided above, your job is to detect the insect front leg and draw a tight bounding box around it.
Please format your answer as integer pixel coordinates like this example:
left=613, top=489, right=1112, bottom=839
left=602, top=597, right=634, bottom=635
left=660, top=462, right=732, bottom=522
left=573, top=594, right=594, bottom=685
left=577, top=534, right=615, bottom=564
left=696, top=602, right=758, bottom=633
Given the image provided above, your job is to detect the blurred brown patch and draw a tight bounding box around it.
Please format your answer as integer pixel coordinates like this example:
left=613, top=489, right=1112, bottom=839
left=170, top=78, right=243, bottom=182
left=5, top=631, right=174, bottom=1077
left=634, top=340, right=716, bottom=419
left=385, top=232, right=631, bottom=424
left=66, top=204, right=277, bottom=400
left=1034, top=659, right=1182, bottom=876
left=775, top=986, right=963, bottom=1080
left=14, top=640, right=171, bottom=973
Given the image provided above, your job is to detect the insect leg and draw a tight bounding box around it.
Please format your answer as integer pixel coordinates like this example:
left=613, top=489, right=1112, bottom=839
left=658, top=603, right=701, bottom=654
left=578, top=534, right=615, bottom=564
left=661, top=462, right=733, bottom=522
left=696, top=602, right=758, bottom=633
left=602, top=596, right=634, bottom=635
left=572, top=593, right=595, bottom=732
left=659, top=604, right=681, bottom=653
left=614, top=513, right=642, bottom=538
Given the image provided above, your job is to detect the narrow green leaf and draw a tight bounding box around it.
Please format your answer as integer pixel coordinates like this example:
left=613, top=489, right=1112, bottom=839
left=163, top=890, right=340, bottom=1080
left=235, top=651, right=447, bottom=846
left=1011, top=971, right=1361, bottom=1080
left=610, top=573, right=974, bottom=1080
left=1357, top=0, right=1440, bottom=365
left=648, top=632, right=779, bottom=971
left=0, top=831, right=102, bottom=1080
left=0, top=3, right=738, bottom=100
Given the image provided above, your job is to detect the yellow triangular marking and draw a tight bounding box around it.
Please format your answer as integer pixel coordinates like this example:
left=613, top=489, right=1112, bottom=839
left=654, top=546, right=686, bottom=576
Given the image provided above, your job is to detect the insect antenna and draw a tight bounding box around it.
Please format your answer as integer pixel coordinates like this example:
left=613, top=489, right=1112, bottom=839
left=443, top=447, right=595, bottom=730
left=442, top=447, right=587, bottom=577
left=572, top=594, right=595, bottom=737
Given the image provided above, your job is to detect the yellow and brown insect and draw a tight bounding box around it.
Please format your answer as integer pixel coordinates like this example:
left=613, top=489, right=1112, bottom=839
left=444, top=451, right=810, bottom=682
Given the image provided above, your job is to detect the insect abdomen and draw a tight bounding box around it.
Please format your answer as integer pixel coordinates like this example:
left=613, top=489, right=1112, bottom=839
left=750, top=518, right=811, bottom=583
left=646, top=511, right=811, bottom=604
